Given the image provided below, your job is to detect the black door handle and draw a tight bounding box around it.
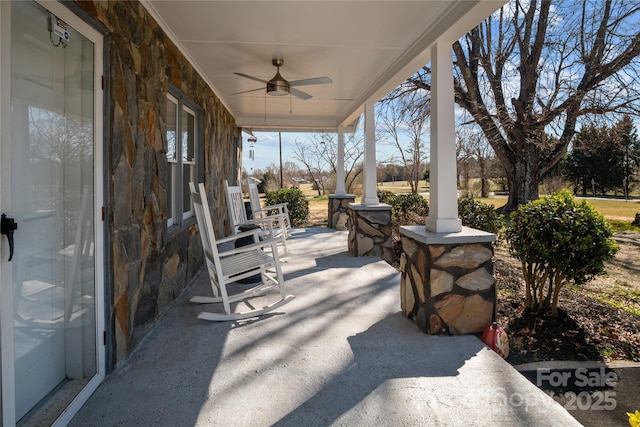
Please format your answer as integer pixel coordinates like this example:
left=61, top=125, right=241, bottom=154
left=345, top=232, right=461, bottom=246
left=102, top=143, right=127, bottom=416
left=1, top=214, right=18, bottom=261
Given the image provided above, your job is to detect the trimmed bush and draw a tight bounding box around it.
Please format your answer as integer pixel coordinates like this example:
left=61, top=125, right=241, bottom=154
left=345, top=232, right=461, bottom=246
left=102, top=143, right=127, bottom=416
left=264, top=187, right=309, bottom=226
left=377, top=190, right=428, bottom=220
left=388, top=193, right=429, bottom=218
left=458, top=198, right=503, bottom=234
left=382, top=192, right=428, bottom=256
left=376, top=189, right=395, bottom=204
left=505, top=191, right=618, bottom=317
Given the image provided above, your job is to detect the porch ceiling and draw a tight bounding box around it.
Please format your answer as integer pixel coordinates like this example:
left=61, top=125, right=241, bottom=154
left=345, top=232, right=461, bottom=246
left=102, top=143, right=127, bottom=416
left=142, top=0, right=505, bottom=133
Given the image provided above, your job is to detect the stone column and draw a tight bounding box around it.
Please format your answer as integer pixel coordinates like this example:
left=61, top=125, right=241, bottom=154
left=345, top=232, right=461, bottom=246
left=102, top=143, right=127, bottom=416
left=328, top=194, right=355, bottom=230
left=399, top=226, right=496, bottom=335
left=347, top=203, right=393, bottom=264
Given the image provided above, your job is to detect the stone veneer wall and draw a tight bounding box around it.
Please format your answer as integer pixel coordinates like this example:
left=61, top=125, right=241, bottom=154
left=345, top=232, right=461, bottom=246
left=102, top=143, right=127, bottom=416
left=76, top=1, right=239, bottom=366
left=400, top=229, right=496, bottom=335
left=347, top=205, right=394, bottom=264
left=328, top=195, right=355, bottom=230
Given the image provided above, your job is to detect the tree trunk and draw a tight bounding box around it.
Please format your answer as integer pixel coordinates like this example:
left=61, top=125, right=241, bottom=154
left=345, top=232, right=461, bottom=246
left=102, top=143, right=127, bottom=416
left=462, top=161, right=470, bottom=195
left=481, top=178, right=488, bottom=198
left=501, top=135, right=541, bottom=212
left=478, top=156, right=488, bottom=198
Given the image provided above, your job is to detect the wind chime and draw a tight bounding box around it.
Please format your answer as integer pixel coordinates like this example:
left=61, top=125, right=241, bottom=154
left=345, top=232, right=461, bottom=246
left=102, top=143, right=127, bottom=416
left=248, top=136, right=257, bottom=161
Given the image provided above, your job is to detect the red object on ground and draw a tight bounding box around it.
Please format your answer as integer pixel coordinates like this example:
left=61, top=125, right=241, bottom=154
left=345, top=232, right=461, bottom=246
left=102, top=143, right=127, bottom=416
left=482, top=322, right=509, bottom=359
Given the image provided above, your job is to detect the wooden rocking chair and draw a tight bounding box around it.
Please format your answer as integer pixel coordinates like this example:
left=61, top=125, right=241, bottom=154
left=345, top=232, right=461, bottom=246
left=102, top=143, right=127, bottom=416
left=189, top=182, right=293, bottom=321
left=246, top=179, right=292, bottom=238
left=224, top=180, right=288, bottom=255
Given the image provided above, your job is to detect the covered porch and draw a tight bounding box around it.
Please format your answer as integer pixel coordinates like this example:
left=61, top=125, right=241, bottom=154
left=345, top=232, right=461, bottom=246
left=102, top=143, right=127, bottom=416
left=0, top=1, right=551, bottom=424
left=69, top=228, right=580, bottom=426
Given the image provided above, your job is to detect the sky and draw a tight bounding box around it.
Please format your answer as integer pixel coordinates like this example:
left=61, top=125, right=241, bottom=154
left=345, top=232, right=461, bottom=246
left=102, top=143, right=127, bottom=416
left=241, top=131, right=300, bottom=173
left=241, top=116, right=640, bottom=179
left=241, top=130, right=403, bottom=174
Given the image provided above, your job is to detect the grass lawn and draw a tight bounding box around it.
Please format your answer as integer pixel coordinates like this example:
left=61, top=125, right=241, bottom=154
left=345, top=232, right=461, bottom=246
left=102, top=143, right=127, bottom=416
left=298, top=182, right=640, bottom=226
left=578, top=198, right=640, bottom=219
left=474, top=195, right=639, bottom=221
left=468, top=195, right=640, bottom=232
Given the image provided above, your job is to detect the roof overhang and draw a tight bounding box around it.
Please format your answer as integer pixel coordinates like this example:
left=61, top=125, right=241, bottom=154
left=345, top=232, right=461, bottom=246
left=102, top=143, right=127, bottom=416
left=142, top=0, right=506, bottom=133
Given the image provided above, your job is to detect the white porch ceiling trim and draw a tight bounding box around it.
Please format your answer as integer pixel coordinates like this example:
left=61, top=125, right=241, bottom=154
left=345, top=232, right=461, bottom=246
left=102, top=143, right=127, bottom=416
left=141, top=0, right=506, bottom=133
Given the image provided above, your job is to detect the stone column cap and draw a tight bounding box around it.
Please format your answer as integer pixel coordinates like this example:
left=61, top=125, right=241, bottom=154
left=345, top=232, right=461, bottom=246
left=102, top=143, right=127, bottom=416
left=400, top=225, right=495, bottom=244
left=348, top=202, right=391, bottom=211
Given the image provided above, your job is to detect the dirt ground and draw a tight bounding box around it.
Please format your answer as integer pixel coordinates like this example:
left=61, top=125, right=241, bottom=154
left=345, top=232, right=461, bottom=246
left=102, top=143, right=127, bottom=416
left=495, top=232, right=640, bottom=365
left=307, top=202, right=640, bottom=364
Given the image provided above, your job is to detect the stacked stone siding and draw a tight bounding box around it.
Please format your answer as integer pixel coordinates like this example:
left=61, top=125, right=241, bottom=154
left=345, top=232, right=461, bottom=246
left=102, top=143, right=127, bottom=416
left=76, top=1, right=239, bottom=365
left=347, top=206, right=394, bottom=264
left=328, top=195, right=355, bottom=230
left=400, top=236, right=495, bottom=335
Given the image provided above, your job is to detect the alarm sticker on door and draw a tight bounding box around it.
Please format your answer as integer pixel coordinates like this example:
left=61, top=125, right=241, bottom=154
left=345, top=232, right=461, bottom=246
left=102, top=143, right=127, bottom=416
left=49, top=13, right=70, bottom=42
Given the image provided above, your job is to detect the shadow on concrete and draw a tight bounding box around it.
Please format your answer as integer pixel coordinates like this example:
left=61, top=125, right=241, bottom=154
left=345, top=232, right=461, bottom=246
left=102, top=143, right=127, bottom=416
left=272, top=312, right=474, bottom=426
left=69, top=227, right=583, bottom=427
left=69, top=270, right=232, bottom=426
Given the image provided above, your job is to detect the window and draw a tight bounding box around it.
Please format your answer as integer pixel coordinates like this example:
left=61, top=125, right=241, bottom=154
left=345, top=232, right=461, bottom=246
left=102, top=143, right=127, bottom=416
left=166, top=88, right=201, bottom=227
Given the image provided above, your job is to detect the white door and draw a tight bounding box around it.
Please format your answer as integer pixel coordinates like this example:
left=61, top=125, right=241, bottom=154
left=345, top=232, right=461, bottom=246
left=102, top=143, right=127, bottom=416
left=0, top=1, right=104, bottom=424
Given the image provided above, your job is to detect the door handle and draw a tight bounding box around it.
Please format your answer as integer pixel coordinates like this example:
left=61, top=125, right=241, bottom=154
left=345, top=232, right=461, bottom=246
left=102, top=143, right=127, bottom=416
left=1, top=214, right=18, bottom=261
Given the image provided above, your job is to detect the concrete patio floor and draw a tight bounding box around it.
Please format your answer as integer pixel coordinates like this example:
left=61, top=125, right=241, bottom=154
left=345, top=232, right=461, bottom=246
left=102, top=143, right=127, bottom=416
left=69, top=228, right=581, bottom=426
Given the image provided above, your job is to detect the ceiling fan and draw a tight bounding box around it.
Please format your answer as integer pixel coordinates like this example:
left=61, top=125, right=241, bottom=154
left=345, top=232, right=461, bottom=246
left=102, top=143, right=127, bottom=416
left=233, top=59, right=332, bottom=100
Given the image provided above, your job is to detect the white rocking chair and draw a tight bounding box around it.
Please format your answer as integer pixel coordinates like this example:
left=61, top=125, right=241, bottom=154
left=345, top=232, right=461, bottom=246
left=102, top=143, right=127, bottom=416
left=189, top=182, right=293, bottom=321
left=224, top=180, right=288, bottom=255
left=246, top=179, right=292, bottom=238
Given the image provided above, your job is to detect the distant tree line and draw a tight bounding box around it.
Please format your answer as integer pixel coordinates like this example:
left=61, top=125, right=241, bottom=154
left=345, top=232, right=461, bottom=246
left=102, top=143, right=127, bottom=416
left=564, top=115, right=640, bottom=197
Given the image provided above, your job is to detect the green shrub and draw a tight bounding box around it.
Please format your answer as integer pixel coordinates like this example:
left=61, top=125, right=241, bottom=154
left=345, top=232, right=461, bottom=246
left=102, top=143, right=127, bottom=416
left=258, top=172, right=274, bottom=193
left=264, top=187, right=309, bottom=226
left=458, top=198, right=503, bottom=234
left=377, top=189, right=395, bottom=204
left=388, top=193, right=429, bottom=218
left=376, top=190, right=428, bottom=218
left=505, top=191, right=619, bottom=317
left=379, top=191, right=428, bottom=242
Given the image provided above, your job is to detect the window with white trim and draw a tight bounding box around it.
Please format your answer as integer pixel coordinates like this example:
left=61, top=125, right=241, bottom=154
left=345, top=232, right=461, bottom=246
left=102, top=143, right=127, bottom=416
left=166, top=89, right=201, bottom=227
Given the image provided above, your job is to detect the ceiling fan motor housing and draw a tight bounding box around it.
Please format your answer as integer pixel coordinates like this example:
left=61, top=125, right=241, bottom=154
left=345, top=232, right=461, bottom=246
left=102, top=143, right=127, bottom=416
left=266, top=80, right=289, bottom=96
left=233, top=58, right=330, bottom=100
left=267, top=59, right=289, bottom=95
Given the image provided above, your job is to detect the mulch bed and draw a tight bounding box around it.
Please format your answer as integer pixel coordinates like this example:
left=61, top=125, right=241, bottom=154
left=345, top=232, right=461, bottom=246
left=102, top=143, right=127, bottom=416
left=494, top=254, right=640, bottom=366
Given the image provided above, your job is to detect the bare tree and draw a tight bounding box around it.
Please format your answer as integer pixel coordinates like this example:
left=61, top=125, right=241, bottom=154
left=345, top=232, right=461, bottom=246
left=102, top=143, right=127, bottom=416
left=281, top=161, right=303, bottom=188
left=377, top=97, right=430, bottom=193
left=292, top=137, right=329, bottom=195
left=474, top=136, right=494, bottom=198
left=456, top=121, right=496, bottom=198
left=399, top=0, right=640, bottom=211
left=28, top=108, right=93, bottom=163
left=260, top=161, right=302, bottom=191
left=456, top=126, right=475, bottom=195
left=292, top=131, right=365, bottom=195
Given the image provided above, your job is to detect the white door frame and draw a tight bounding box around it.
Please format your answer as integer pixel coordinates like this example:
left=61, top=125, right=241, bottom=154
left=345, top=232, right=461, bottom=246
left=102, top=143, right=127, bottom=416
left=0, top=1, right=105, bottom=425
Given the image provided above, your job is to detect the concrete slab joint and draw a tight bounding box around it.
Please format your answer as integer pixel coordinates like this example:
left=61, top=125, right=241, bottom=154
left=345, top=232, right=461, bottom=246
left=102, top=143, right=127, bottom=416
left=399, top=226, right=497, bottom=335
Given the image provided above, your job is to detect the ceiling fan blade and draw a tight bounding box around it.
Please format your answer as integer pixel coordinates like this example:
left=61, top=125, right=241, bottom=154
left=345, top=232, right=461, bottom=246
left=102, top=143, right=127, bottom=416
left=232, top=87, right=264, bottom=95
left=290, top=88, right=312, bottom=100
left=234, top=72, right=269, bottom=84
left=289, top=77, right=332, bottom=87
